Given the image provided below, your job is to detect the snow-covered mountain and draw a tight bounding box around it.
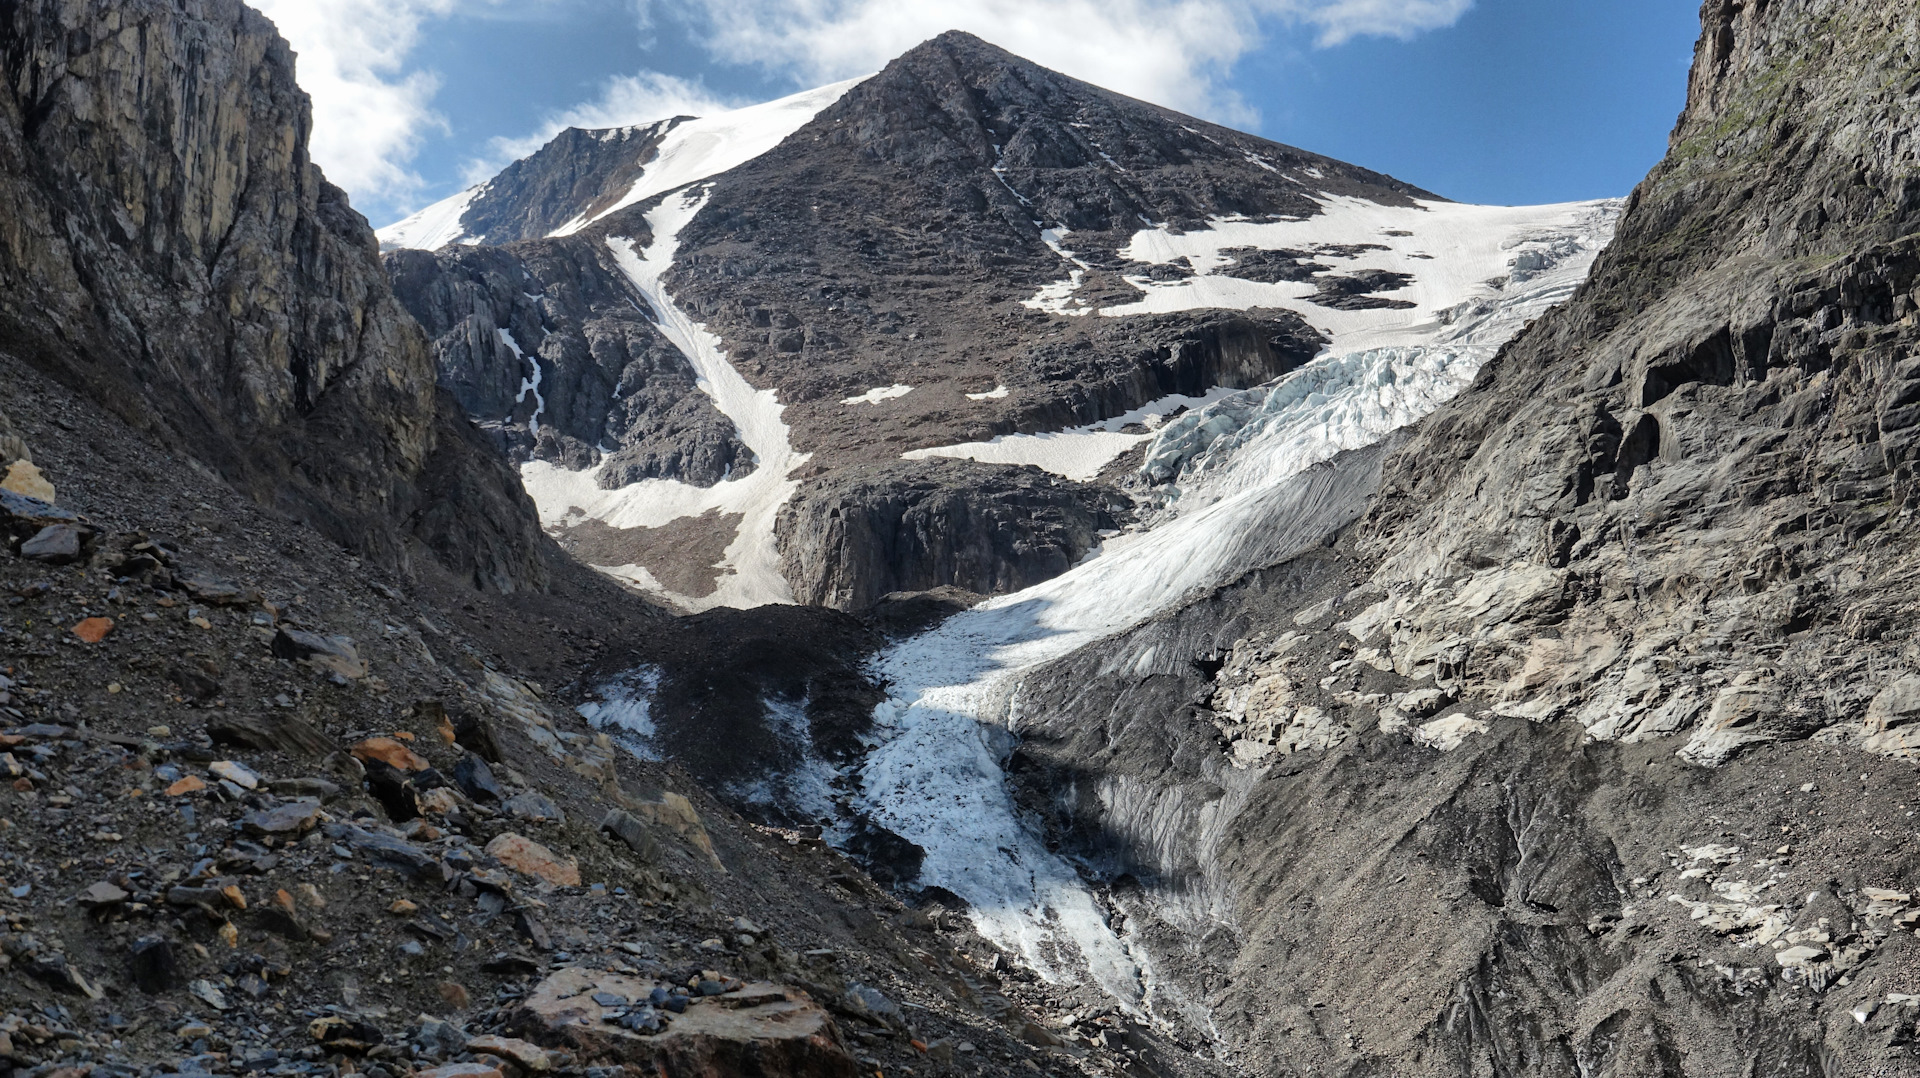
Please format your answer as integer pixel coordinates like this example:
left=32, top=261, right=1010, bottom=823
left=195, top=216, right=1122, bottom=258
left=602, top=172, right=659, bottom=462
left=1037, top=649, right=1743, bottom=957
left=381, top=31, right=1615, bottom=619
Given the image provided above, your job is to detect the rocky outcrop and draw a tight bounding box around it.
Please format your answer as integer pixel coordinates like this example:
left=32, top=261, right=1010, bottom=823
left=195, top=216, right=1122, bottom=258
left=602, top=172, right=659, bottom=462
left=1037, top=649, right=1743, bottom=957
left=0, top=0, right=546, bottom=591
left=972, top=1, right=1920, bottom=1073
left=775, top=459, right=1131, bottom=610
left=385, top=238, right=751, bottom=485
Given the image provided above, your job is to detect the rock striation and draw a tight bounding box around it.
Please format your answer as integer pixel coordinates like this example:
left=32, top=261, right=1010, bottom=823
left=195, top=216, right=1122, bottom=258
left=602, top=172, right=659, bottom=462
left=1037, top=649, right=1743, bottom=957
left=0, top=0, right=547, bottom=591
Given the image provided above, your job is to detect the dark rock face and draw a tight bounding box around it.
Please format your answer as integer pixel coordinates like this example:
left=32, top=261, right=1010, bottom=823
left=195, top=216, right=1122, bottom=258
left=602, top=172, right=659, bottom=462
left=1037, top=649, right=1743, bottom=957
left=986, top=1, right=1920, bottom=1072
left=776, top=459, right=1130, bottom=610
left=385, top=238, right=751, bottom=486
left=0, top=0, right=546, bottom=591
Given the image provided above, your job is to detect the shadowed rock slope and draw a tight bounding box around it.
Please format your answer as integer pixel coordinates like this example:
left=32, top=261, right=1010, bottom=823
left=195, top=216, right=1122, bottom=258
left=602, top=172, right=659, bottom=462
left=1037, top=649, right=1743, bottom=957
left=1001, top=1, right=1920, bottom=1074
left=0, top=0, right=546, bottom=592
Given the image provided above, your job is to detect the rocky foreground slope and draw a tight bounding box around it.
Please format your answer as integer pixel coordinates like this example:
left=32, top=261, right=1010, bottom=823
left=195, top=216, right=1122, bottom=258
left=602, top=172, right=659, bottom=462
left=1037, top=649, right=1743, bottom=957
left=988, top=0, right=1920, bottom=1074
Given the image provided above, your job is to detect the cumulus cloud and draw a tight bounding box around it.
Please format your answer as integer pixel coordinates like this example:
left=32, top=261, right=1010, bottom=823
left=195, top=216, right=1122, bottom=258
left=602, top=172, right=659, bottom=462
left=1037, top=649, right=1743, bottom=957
left=251, top=0, right=470, bottom=204
left=662, top=0, right=1475, bottom=123
left=460, top=72, right=740, bottom=186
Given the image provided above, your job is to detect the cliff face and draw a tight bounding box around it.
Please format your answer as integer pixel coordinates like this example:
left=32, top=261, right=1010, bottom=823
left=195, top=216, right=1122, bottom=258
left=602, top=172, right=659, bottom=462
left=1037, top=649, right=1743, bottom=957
left=995, top=2, right=1920, bottom=1074
left=0, top=0, right=546, bottom=591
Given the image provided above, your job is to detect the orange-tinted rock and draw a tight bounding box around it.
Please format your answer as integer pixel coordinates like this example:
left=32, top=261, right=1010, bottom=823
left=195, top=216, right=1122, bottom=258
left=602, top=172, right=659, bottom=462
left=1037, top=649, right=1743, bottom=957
left=71, top=617, right=113, bottom=643
left=509, top=968, right=857, bottom=1077
left=350, top=737, right=429, bottom=772
left=165, top=776, right=206, bottom=796
left=466, top=1035, right=552, bottom=1072
left=485, top=832, right=581, bottom=887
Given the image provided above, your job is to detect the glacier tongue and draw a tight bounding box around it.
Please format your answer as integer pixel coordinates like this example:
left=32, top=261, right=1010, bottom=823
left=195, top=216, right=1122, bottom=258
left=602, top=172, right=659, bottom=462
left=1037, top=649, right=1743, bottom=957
left=851, top=196, right=1622, bottom=1011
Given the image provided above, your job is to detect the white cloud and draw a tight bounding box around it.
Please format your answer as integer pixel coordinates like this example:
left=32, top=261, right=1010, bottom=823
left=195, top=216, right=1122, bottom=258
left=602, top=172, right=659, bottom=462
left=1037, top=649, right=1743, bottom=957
left=251, top=0, right=472, bottom=204
left=460, top=72, right=740, bottom=185
left=661, top=0, right=1475, bottom=125
left=1298, top=0, right=1474, bottom=46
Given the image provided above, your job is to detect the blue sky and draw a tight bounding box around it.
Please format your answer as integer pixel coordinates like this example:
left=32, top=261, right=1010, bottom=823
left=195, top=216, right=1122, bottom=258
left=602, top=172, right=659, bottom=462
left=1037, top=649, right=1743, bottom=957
left=257, top=0, right=1702, bottom=229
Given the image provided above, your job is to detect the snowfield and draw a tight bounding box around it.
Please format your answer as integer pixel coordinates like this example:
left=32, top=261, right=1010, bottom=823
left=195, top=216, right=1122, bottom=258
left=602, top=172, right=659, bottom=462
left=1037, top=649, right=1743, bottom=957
left=1104, top=197, right=1619, bottom=353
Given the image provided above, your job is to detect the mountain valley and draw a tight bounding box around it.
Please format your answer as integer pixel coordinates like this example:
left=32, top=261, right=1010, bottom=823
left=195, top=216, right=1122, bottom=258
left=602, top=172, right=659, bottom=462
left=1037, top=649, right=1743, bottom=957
left=2, top=1, right=1919, bottom=1076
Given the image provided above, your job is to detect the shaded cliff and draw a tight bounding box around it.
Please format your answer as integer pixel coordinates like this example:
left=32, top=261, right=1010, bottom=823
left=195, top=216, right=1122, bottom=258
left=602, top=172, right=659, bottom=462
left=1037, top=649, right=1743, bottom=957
left=0, top=0, right=547, bottom=590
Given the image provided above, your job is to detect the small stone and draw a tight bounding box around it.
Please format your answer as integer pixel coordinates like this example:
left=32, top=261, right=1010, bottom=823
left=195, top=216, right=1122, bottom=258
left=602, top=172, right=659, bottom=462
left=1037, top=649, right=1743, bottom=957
left=503, top=790, right=564, bottom=822
left=70, top=617, right=113, bottom=644
left=165, top=775, right=206, bottom=796
left=389, top=898, right=419, bottom=915
left=241, top=799, right=321, bottom=836
left=419, top=787, right=461, bottom=815
left=415, top=1065, right=502, bottom=1078
left=221, top=884, right=247, bottom=910
left=438, top=980, right=472, bottom=1010
left=486, top=832, right=582, bottom=887
left=351, top=737, right=430, bottom=772
left=208, top=760, right=260, bottom=789
left=21, top=523, right=81, bottom=563
left=452, top=754, right=505, bottom=802
left=189, top=978, right=229, bottom=1010
left=130, top=936, right=180, bottom=993
left=217, top=921, right=239, bottom=948
left=79, top=880, right=129, bottom=908
left=177, top=1023, right=215, bottom=1040
left=732, top=916, right=764, bottom=936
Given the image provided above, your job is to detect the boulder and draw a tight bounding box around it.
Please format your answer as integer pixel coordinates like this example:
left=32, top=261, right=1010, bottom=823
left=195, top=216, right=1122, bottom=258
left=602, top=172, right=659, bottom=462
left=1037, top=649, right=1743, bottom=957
left=509, top=968, right=857, bottom=1077
left=1862, top=676, right=1920, bottom=757
left=351, top=736, right=430, bottom=771
left=20, top=523, right=82, bottom=563
left=486, top=832, right=581, bottom=887
left=273, top=628, right=369, bottom=679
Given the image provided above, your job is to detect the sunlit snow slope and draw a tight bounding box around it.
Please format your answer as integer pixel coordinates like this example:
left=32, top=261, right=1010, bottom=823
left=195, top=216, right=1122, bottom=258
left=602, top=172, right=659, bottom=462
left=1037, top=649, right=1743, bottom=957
left=376, top=79, right=865, bottom=252
left=855, top=197, right=1621, bottom=1010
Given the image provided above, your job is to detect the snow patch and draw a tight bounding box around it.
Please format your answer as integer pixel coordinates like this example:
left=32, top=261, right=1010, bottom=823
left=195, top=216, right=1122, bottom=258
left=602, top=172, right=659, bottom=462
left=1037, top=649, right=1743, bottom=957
left=966, top=386, right=1010, bottom=401
left=549, top=77, right=868, bottom=239
left=841, top=384, right=914, bottom=405
left=578, top=667, right=664, bottom=761
left=376, top=186, right=480, bottom=251
left=1021, top=228, right=1095, bottom=317
left=902, top=387, right=1232, bottom=482
left=500, top=328, right=546, bottom=436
